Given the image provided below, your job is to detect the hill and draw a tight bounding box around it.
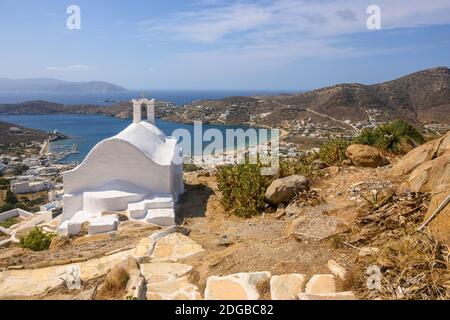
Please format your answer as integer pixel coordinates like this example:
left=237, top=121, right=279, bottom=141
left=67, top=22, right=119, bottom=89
left=0, top=78, right=127, bottom=94
left=0, top=67, right=449, bottom=131
left=164, top=67, right=450, bottom=128
left=0, top=120, right=50, bottom=145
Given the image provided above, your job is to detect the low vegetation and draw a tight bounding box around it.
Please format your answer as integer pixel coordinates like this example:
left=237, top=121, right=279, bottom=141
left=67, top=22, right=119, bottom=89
left=217, top=163, right=272, bottom=218
left=0, top=190, right=18, bottom=212
left=183, top=163, right=202, bottom=172
left=5, top=190, right=18, bottom=205
left=279, top=154, right=322, bottom=179
left=0, top=217, right=19, bottom=229
left=19, top=227, right=56, bottom=252
left=11, top=164, right=30, bottom=176
left=353, top=120, right=425, bottom=154
left=216, top=121, right=425, bottom=219
left=0, top=189, right=46, bottom=213
left=318, top=139, right=351, bottom=166
left=16, top=196, right=47, bottom=212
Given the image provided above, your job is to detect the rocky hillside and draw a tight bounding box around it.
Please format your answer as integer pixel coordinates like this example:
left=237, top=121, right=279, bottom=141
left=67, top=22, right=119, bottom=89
left=0, top=100, right=172, bottom=119
left=0, top=121, right=50, bottom=145
left=0, top=68, right=449, bottom=130
left=166, top=67, right=450, bottom=127
left=0, top=131, right=448, bottom=300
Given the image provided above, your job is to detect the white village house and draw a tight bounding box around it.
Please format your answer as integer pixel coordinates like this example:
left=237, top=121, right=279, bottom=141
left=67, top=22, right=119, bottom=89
left=11, top=177, right=51, bottom=194
left=58, top=98, right=184, bottom=236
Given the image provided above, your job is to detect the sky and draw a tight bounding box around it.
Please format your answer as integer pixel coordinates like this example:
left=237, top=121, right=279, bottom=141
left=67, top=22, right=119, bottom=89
left=0, top=0, right=449, bottom=91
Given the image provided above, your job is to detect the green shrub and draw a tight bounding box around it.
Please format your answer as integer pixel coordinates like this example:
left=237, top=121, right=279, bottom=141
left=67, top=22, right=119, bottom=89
left=0, top=203, right=15, bottom=212
left=19, top=227, right=56, bottom=251
left=279, top=153, right=322, bottom=179
left=0, top=217, right=19, bottom=228
left=318, top=139, right=351, bottom=166
left=217, top=163, right=272, bottom=218
left=12, top=164, right=29, bottom=176
left=183, top=163, right=202, bottom=172
left=353, top=120, right=425, bottom=154
left=5, top=190, right=18, bottom=205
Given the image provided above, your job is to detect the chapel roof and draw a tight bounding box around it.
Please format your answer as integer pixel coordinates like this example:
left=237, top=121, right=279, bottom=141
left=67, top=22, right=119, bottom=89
left=111, top=121, right=178, bottom=166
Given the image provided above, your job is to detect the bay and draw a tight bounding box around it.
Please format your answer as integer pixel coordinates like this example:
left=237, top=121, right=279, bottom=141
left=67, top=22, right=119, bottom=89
left=0, top=114, right=269, bottom=163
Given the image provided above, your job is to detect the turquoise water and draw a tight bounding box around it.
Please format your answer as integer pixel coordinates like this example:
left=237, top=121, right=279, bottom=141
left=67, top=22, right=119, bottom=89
left=0, top=114, right=269, bottom=162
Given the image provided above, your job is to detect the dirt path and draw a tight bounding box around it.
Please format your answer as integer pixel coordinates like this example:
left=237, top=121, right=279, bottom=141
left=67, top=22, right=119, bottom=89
left=269, top=99, right=357, bottom=131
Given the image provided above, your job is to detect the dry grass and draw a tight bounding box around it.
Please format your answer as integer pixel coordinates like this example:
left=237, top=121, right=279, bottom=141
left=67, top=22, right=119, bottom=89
left=290, top=189, right=325, bottom=208
left=348, top=193, right=450, bottom=300
left=95, top=267, right=129, bottom=300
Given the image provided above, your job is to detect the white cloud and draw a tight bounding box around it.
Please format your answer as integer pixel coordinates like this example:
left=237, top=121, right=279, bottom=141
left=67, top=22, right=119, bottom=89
left=45, top=64, right=93, bottom=72
left=138, top=0, right=450, bottom=44
left=138, top=3, right=271, bottom=44
left=135, top=0, right=450, bottom=83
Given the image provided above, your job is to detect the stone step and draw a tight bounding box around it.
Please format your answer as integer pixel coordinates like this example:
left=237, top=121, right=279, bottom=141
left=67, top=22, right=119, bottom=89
left=145, top=208, right=175, bottom=226
left=128, top=196, right=175, bottom=220
left=88, top=215, right=119, bottom=235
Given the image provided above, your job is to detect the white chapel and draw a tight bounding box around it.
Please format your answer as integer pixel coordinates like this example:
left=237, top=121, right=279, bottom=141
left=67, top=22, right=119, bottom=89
left=58, top=98, right=184, bottom=236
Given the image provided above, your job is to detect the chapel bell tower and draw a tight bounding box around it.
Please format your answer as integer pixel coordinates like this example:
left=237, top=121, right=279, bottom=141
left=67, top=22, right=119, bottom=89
left=132, top=98, right=155, bottom=124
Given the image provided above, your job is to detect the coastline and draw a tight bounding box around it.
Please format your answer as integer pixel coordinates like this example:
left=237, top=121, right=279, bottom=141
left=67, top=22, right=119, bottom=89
left=1, top=114, right=276, bottom=164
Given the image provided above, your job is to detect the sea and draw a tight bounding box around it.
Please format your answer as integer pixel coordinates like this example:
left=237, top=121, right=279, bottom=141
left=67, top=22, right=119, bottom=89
left=0, top=89, right=288, bottom=106
left=0, top=90, right=284, bottom=162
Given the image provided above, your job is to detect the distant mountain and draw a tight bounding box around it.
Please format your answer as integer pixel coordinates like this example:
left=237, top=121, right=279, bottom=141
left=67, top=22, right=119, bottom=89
left=0, top=78, right=127, bottom=94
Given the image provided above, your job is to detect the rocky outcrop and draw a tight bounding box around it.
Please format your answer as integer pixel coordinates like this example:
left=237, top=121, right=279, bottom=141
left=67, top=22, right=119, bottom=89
left=345, top=144, right=388, bottom=168
left=265, top=175, right=309, bottom=205
left=0, top=249, right=134, bottom=298
left=405, top=154, right=450, bottom=193
left=393, top=131, right=450, bottom=193
left=392, top=131, right=450, bottom=247
left=391, top=131, right=450, bottom=177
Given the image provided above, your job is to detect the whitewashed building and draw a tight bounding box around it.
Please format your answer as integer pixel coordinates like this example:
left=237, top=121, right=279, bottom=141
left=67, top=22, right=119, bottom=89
left=11, top=178, right=51, bottom=194
left=58, top=98, right=184, bottom=236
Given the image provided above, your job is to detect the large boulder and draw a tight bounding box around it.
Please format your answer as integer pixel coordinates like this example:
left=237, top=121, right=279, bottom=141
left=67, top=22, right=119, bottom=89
left=391, top=131, right=450, bottom=177
left=345, top=144, right=388, bottom=168
left=265, top=175, right=309, bottom=205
